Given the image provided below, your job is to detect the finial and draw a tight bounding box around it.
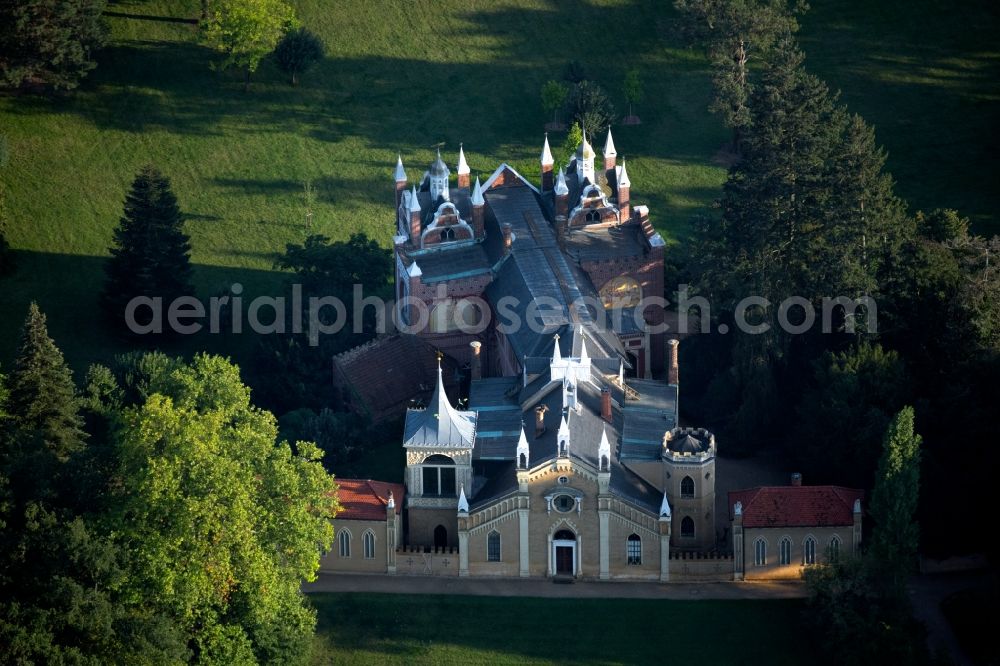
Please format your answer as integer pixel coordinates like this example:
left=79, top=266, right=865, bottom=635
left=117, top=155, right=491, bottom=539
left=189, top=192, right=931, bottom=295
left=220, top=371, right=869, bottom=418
left=604, top=126, right=617, bottom=158
left=734, top=501, right=743, bottom=517
left=408, top=184, right=421, bottom=212
left=471, top=176, right=484, bottom=206
left=541, top=133, right=554, bottom=166
left=394, top=154, right=407, bottom=182
left=387, top=491, right=395, bottom=509
left=457, top=143, right=470, bottom=175
left=618, top=159, right=631, bottom=188
left=660, top=492, right=671, bottom=518
left=457, top=484, right=469, bottom=513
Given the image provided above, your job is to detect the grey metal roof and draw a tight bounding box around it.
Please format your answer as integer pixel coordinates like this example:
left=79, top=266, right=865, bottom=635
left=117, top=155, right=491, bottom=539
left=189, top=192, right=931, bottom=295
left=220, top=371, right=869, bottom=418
left=405, top=242, right=491, bottom=284
left=564, top=224, right=646, bottom=262
left=620, top=380, right=679, bottom=461
left=403, top=366, right=477, bottom=449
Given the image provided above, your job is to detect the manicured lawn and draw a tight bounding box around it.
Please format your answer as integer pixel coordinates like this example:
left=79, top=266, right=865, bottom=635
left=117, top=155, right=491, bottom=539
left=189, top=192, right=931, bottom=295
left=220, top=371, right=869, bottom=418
left=309, top=592, right=809, bottom=665
left=1, top=0, right=997, bottom=382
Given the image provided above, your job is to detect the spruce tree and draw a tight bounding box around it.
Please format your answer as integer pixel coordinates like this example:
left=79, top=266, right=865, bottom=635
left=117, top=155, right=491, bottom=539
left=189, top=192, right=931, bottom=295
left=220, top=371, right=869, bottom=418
left=102, top=165, right=193, bottom=333
left=5, top=302, right=86, bottom=464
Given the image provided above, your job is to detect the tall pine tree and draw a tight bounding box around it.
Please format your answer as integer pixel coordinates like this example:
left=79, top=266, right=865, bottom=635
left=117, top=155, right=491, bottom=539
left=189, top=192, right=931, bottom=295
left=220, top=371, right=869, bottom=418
left=102, top=165, right=193, bottom=333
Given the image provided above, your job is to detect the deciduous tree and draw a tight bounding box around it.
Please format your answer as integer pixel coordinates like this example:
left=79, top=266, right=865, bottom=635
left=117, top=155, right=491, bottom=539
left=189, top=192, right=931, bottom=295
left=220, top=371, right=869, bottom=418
left=274, top=27, right=323, bottom=86
left=201, top=0, right=297, bottom=90
left=541, top=80, right=569, bottom=126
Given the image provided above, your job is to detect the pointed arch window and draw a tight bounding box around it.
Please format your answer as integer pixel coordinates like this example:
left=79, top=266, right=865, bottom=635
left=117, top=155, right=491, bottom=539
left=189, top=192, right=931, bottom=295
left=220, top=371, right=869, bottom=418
left=487, top=530, right=501, bottom=562
left=680, top=476, right=695, bottom=499
left=586, top=209, right=601, bottom=223
left=440, top=227, right=456, bottom=242
left=754, top=537, right=767, bottom=566
left=339, top=530, right=351, bottom=558
left=626, top=534, right=642, bottom=565
left=422, top=454, right=456, bottom=497
left=779, top=537, right=792, bottom=565
left=829, top=535, right=842, bottom=563
left=803, top=536, right=817, bottom=565
left=681, top=516, right=695, bottom=539
left=362, top=530, right=376, bottom=560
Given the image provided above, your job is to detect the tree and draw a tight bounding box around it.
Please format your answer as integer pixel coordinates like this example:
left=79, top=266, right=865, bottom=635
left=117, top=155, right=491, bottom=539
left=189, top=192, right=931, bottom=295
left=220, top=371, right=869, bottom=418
left=109, top=354, right=338, bottom=662
left=0, top=134, right=14, bottom=277
left=917, top=208, right=969, bottom=243
left=278, top=407, right=368, bottom=469
left=870, top=407, right=923, bottom=585
left=564, top=80, right=615, bottom=136
left=557, top=122, right=584, bottom=169
left=201, top=0, right=297, bottom=90
left=673, top=0, right=805, bottom=147
left=0, top=0, right=108, bottom=91
left=622, top=68, right=643, bottom=120
left=562, top=60, right=587, bottom=84
left=102, top=165, right=193, bottom=334
left=273, top=27, right=323, bottom=86
left=541, top=79, right=569, bottom=126
left=4, top=303, right=86, bottom=467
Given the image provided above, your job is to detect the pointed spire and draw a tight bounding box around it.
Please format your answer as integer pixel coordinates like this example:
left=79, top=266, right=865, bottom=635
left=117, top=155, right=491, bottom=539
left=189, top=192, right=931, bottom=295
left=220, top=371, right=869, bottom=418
left=516, top=426, right=530, bottom=469
left=578, top=335, right=589, bottom=364
left=471, top=176, right=484, bottom=206
left=457, top=484, right=469, bottom=513
left=551, top=333, right=562, bottom=364
left=598, top=427, right=611, bottom=470
left=406, top=261, right=422, bottom=278
left=603, top=126, right=617, bottom=158
left=554, top=167, right=569, bottom=196
left=660, top=492, right=672, bottom=519
left=408, top=184, right=421, bottom=212
left=617, top=159, right=631, bottom=188
left=541, top=133, right=554, bottom=166
left=557, top=411, right=570, bottom=456
left=457, top=143, right=470, bottom=175
left=394, top=155, right=407, bottom=182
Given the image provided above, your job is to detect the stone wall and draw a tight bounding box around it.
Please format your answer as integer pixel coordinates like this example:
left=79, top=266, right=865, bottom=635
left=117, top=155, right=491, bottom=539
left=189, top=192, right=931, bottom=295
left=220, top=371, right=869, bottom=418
left=395, top=545, right=461, bottom=577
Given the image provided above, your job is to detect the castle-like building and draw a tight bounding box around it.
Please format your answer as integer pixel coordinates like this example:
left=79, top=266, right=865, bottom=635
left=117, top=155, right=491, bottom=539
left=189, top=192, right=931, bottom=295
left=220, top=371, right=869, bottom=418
left=322, top=134, right=862, bottom=581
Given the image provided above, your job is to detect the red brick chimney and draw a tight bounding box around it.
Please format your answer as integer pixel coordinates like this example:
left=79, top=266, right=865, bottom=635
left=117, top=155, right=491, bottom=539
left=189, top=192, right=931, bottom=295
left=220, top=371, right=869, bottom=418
left=469, top=341, right=482, bottom=381
left=601, top=388, right=612, bottom=423
left=667, top=338, right=679, bottom=385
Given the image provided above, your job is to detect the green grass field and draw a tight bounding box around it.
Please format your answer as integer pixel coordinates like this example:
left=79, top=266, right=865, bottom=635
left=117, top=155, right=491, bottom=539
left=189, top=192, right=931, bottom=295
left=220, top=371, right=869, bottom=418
left=1, top=0, right=997, bottom=381
left=309, top=592, right=809, bottom=665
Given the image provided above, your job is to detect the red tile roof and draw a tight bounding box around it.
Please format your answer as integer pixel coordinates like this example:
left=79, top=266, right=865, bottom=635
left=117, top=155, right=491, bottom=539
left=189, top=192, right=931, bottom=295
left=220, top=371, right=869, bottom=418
left=729, top=486, right=863, bottom=528
left=334, top=479, right=405, bottom=521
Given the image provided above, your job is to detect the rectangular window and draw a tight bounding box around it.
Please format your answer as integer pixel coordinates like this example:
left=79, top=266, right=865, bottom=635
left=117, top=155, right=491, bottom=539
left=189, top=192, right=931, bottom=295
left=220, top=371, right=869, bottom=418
left=423, top=467, right=439, bottom=495
left=440, top=467, right=456, bottom=496
left=487, top=533, right=501, bottom=562
left=627, top=537, right=642, bottom=565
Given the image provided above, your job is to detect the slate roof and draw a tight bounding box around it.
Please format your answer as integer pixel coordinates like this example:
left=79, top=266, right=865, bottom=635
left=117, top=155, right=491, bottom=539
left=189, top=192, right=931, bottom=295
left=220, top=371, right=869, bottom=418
left=620, top=380, right=679, bottom=461
left=728, top=486, right=864, bottom=529
left=564, top=224, right=646, bottom=262
left=403, top=365, right=477, bottom=449
left=334, top=479, right=404, bottom=521
left=403, top=242, right=491, bottom=284
left=333, top=334, right=462, bottom=423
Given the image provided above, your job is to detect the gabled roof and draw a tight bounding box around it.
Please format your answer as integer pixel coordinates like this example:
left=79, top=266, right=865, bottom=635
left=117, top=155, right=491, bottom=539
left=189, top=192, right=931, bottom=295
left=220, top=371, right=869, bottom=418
left=729, top=486, right=864, bottom=529
left=403, top=363, right=477, bottom=449
left=335, top=479, right=404, bottom=521
left=482, top=162, right=541, bottom=195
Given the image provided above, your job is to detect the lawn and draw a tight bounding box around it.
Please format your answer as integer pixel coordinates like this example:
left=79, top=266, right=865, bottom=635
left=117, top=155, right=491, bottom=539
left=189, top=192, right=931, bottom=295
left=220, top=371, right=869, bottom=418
left=309, top=592, right=810, bottom=665
left=1, top=0, right=997, bottom=384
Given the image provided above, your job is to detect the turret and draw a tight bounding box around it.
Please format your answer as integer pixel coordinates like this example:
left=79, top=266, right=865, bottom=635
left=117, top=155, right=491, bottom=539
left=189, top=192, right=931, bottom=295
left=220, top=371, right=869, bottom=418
left=394, top=155, right=407, bottom=209
left=603, top=127, right=617, bottom=172
left=457, top=144, right=470, bottom=189
left=429, top=149, right=450, bottom=201
left=471, top=176, right=485, bottom=238
left=541, top=134, right=554, bottom=191
left=576, top=132, right=595, bottom=184
left=554, top=168, right=569, bottom=218
left=617, top=159, right=631, bottom=220
left=408, top=184, right=422, bottom=243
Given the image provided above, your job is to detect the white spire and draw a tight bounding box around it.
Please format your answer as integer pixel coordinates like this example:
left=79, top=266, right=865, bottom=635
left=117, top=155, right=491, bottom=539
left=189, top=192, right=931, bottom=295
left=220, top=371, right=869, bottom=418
left=598, top=427, right=611, bottom=469
left=578, top=335, right=589, bottom=364
left=603, top=126, right=617, bottom=158
left=516, top=426, right=530, bottom=468
left=406, top=261, right=422, bottom=278
left=387, top=491, right=395, bottom=510
left=394, top=155, right=407, bottom=182
left=457, top=484, right=469, bottom=513
left=551, top=333, right=562, bottom=364
left=853, top=499, right=862, bottom=514
left=554, top=167, right=569, bottom=196
left=471, top=176, right=484, bottom=206
left=617, top=159, right=631, bottom=188
left=457, top=144, right=470, bottom=175
left=557, top=411, right=570, bottom=456
left=618, top=360, right=624, bottom=386
left=541, top=134, right=554, bottom=166
left=408, top=184, right=421, bottom=212
left=734, top=501, right=743, bottom=517
left=660, top=492, right=672, bottom=518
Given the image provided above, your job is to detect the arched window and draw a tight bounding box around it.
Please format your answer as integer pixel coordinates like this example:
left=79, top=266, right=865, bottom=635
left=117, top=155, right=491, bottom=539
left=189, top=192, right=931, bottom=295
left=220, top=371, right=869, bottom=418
left=362, top=530, right=376, bottom=560
left=803, top=536, right=817, bottom=565
left=554, top=529, right=575, bottom=541
left=779, top=537, right=792, bottom=565
left=434, top=525, right=448, bottom=549
left=440, top=227, right=455, bottom=242
left=627, top=534, right=642, bottom=565
left=681, top=516, right=695, bottom=539
left=754, top=538, right=767, bottom=566
left=829, top=535, right=842, bottom=563
left=586, top=209, right=601, bottom=223
left=338, top=530, right=351, bottom=558
left=487, top=530, right=501, bottom=562
left=519, top=452, right=527, bottom=469
left=680, top=476, right=695, bottom=499
left=422, top=454, right=456, bottom=497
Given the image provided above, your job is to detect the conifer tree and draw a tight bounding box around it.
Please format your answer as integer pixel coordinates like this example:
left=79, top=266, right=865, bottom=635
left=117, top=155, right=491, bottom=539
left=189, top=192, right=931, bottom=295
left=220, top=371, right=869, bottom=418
left=102, top=165, right=193, bottom=332
left=5, top=302, right=86, bottom=465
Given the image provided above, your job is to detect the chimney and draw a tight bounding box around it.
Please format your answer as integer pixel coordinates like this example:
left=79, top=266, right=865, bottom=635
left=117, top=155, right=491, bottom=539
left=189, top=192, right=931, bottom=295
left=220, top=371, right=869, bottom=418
left=791, top=473, right=802, bottom=487
left=502, top=223, right=513, bottom=255
left=600, top=388, right=612, bottom=423
left=534, top=404, right=548, bottom=438
left=469, top=341, right=482, bottom=381
left=667, top=338, right=679, bottom=385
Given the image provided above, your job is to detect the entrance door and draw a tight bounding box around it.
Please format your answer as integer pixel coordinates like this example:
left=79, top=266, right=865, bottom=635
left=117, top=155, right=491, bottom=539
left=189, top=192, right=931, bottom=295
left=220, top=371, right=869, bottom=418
left=556, top=546, right=574, bottom=574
